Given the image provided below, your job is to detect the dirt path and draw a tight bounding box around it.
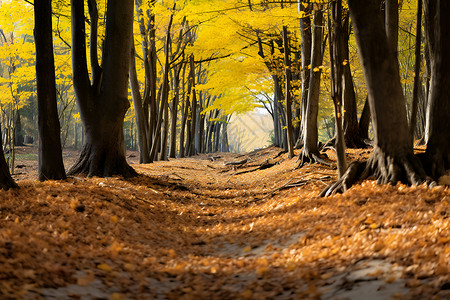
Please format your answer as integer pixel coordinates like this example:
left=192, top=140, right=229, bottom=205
left=0, top=147, right=449, bottom=299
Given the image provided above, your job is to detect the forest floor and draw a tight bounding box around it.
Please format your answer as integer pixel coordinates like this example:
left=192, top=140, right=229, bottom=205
left=0, top=145, right=449, bottom=299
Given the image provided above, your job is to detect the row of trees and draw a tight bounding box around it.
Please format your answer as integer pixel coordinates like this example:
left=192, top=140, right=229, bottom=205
left=0, top=0, right=447, bottom=192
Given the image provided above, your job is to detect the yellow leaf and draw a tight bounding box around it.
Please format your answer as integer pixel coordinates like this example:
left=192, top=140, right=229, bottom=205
left=243, top=246, right=252, bottom=253
left=109, top=293, right=125, bottom=300
left=110, top=215, right=118, bottom=223
left=168, top=249, right=176, bottom=258
left=241, top=289, right=252, bottom=300
left=97, top=263, right=112, bottom=272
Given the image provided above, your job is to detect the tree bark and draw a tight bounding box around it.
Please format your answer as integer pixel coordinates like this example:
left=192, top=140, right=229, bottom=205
left=296, top=0, right=312, bottom=149
left=130, top=42, right=150, bottom=163
left=34, top=0, right=66, bottom=181
left=359, top=96, right=371, bottom=141
left=188, top=55, right=198, bottom=156
left=69, top=0, right=136, bottom=177
left=349, top=0, right=424, bottom=184
left=423, top=0, right=450, bottom=179
left=409, top=0, right=422, bottom=143
left=385, top=0, right=399, bottom=59
left=149, top=15, right=173, bottom=162
left=282, top=26, right=294, bottom=158
left=322, top=0, right=426, bottom=196
left=298, top=8, right=329, bottom=166
left=329, top=0, right=348, bottom=178
left=341, top=11, right=366, bottom=148
left=169, top=63, right=183, bottom=158
left=0, top=127, right=17, bottom=190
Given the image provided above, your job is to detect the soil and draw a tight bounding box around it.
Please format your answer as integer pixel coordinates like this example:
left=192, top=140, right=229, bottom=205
left=0, top=145, right=449, bottom=299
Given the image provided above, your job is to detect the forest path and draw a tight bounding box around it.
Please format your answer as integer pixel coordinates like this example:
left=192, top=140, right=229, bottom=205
left=0, top=146, right=449, bottom=299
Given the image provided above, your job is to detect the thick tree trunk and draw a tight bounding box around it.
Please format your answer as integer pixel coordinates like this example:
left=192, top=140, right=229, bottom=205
left=350, top=0, right=425, bottom=184
left=298, top=8, right=329, bottom=167
left=385, top=0, right=399, bottom=60
left=341, top=12, right=367, bottom=148
left=34, top=0, right=66, bottom=181
left=423, top=0, right=450, bottom=179
left=323, top=0, right=426, bottom=196
left=69, top=0, right=135, bottom=177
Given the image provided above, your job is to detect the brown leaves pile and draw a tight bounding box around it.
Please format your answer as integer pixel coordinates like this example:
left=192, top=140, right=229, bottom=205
left=0, top=147, right=448, bottom=299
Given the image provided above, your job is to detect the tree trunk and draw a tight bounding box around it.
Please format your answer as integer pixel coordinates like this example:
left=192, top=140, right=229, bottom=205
left=169, top=64, right=183, bottom=158
left=329, top=0, right=348, bottom=178
left=159, top=92, right=169, bottom=161
left=423, top=0, right=450, bottom=179
left=34, top=0, right=66, bottom=181
left=149, top=14, right=173, bottom=162
left=0, top=127, right=17, bottom=190
left=385, top=0, right=399, bottom=59
left=295, top=0, right=312, bottom=149
left=322, top=0, right=426, bottom=196
left=179, top=73, right=191, bottom=158
left=358, top=96, right=371, bottom=140
left=130, top=42, right=150, bottom=163
left=69, top=0, right=135, bottom=177
left=341, top=11, right=367, bottom=148
left=272, top=75, right=282, bottom=147
left=282, top=26, right=294, bottom=158
left=299, top=8, right=328, bottom=166
left=188, top=55, right=197, bottom=156
left=409, top=0, right=422, bottom=143
left=349, top=0, right=424, bottom=184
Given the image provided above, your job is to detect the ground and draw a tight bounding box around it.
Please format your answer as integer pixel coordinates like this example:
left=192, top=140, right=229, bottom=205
left=1, top=145, right=449, bottom=299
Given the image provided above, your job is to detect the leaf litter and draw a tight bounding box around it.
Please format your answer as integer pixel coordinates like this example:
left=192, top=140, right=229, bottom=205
left=0, top=146, right=449, bottom=299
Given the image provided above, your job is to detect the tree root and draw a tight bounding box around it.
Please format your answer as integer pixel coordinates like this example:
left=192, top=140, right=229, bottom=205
left=321, top=147, right=429, bottom=197
left=320, top=161, right=366, bottom=197
left=296, top=149, right=332, bottom=169
left=68, top=144, right=137, bottom=178
left=323, top=136, right=369, bottom=150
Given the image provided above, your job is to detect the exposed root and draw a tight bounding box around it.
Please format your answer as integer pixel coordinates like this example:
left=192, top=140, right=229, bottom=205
left=321, top=147, right=429, bottom=197
left=68, top=143, right=136, bottom=178
left=365, top=148, right=426, bottom=185
left=296, top=149, right=332, bottom=169
left=323, top=136, right=369, bottom=150
left=320, top=161, right=366, bottom=197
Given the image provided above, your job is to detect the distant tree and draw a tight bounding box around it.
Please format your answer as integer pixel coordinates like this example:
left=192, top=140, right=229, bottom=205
left=69, top=0, right=136, bottom=177
left=34, top=0, right=66, bottom=181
